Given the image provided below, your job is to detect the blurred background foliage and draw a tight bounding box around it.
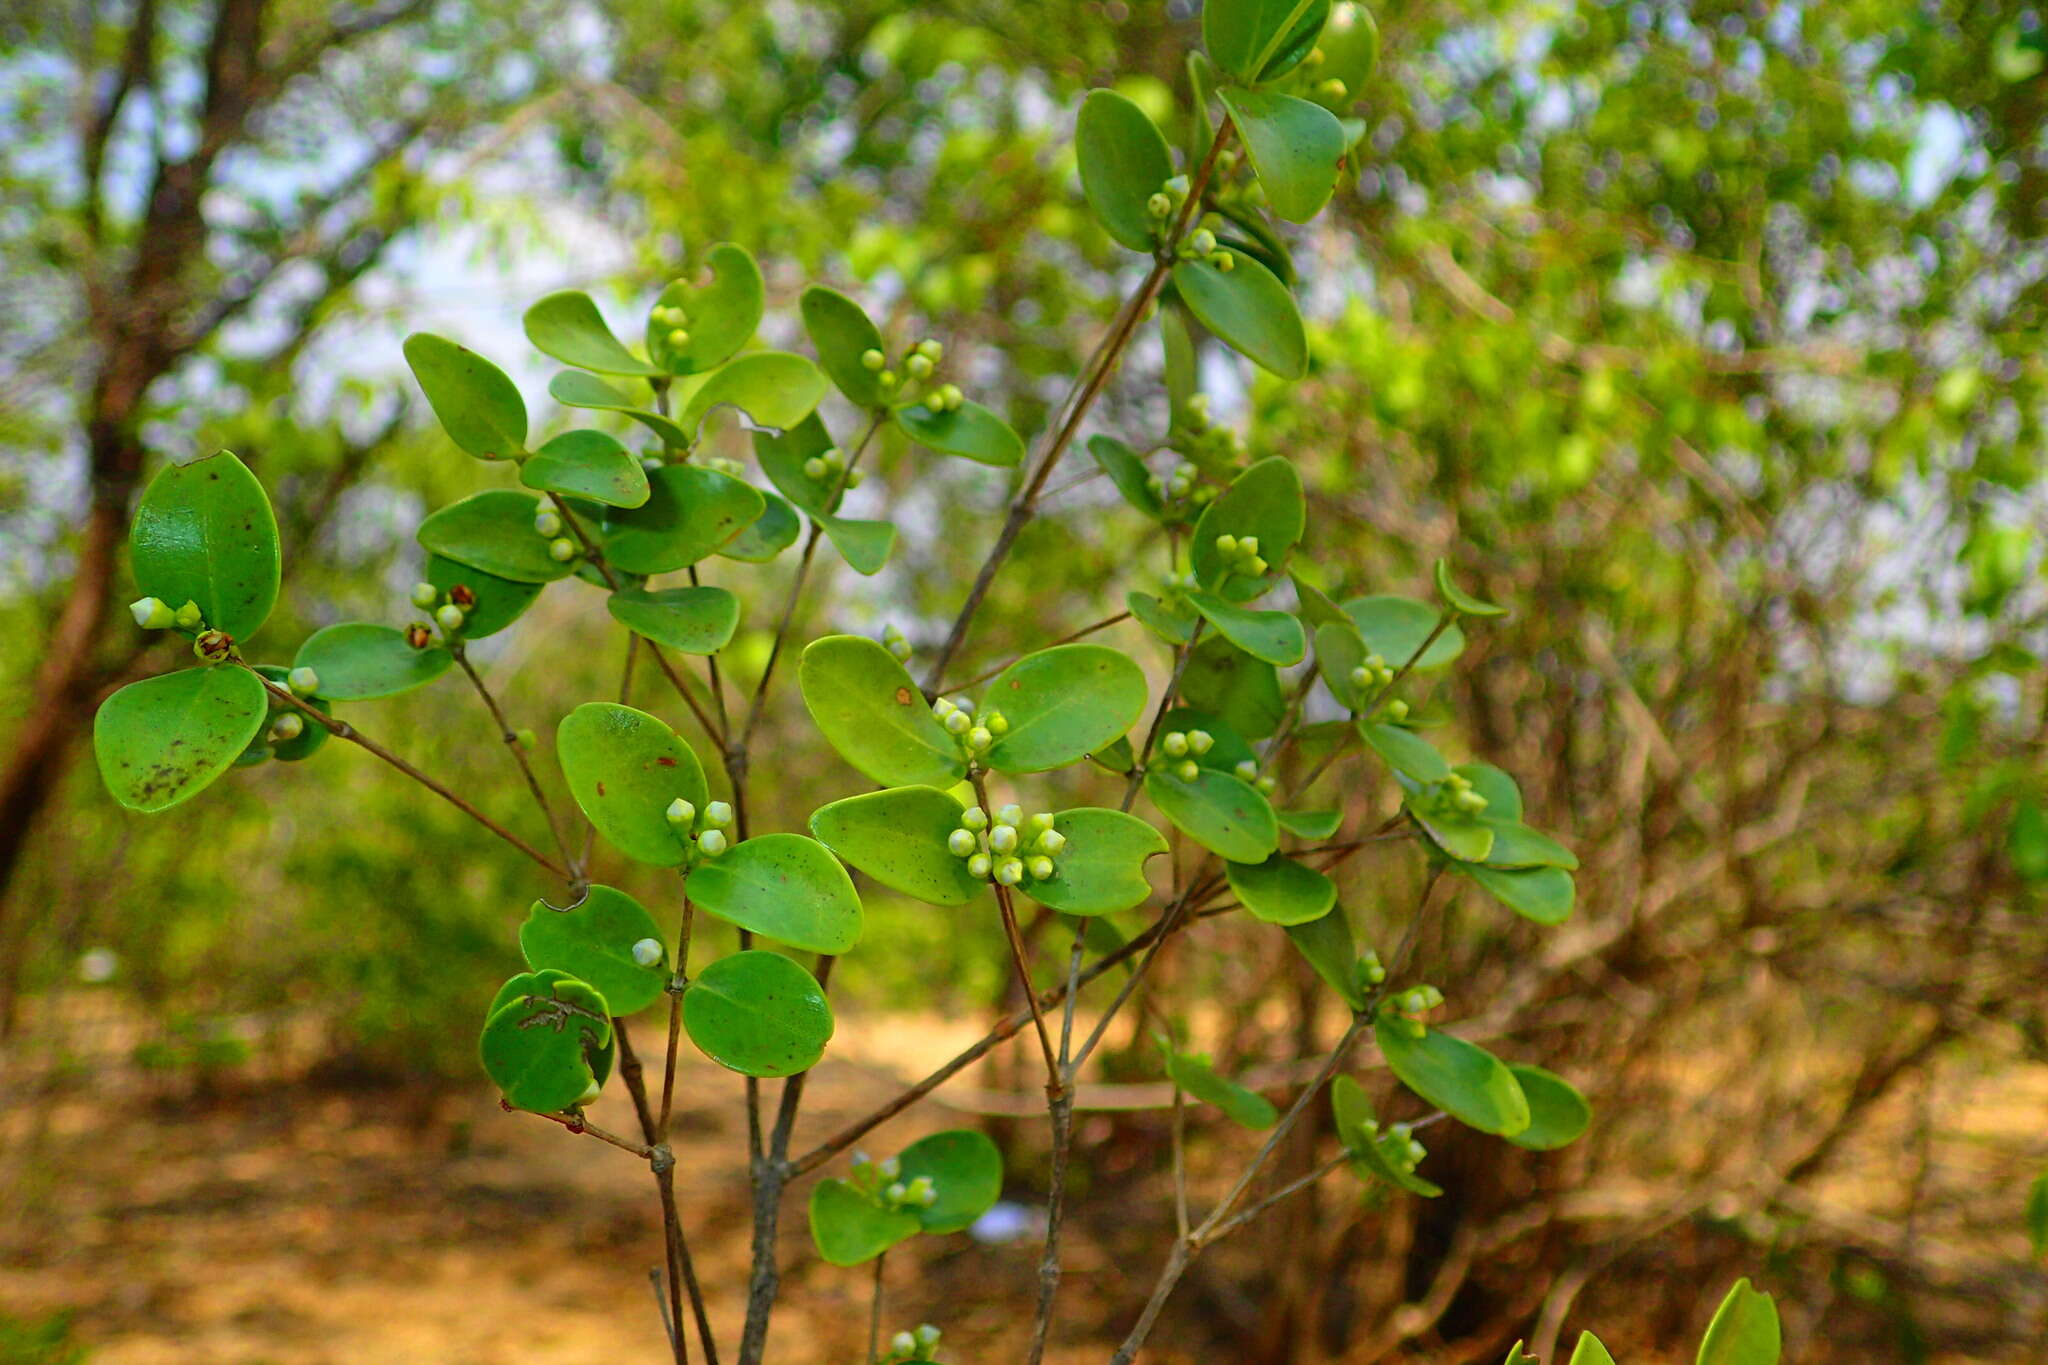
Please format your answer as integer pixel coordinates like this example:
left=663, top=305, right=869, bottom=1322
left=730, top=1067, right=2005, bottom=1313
left=5, top=0, right=2048, bottom=1361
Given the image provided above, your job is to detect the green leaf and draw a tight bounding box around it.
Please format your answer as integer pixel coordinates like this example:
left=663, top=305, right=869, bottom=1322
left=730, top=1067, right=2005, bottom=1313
left=522, top=291, right=659, bottom=376
left=1181, top=634, right=1287, bottom=738
left=1091, top=734, right=1137, bottom=774
left=1190, top=458, right=1306, bottom=602
left=1165, top=1047, right=1278, bottom=1128
left=1319, top=0, right=1380, bottom=90
left=683, top=950, right=833, bottom=1077
left=1569, top=1333, right=1617, bottom=1365
left=520, top=430, right=650, bottom=508
left=800, top=636, right=966, bottom=789
left=809, top=1179, right=920, bottom=1267
left=94, top=665, right=269, bottom=813
left=1505, top=1344, right=1542, bottom=1365
left=1464, top=863, right=1575, bottom=925
left=1435, top=558, right=1507, bottom=617
left=607, top=586, right=741, bottom=655
left=1293, top=574, right=1348, bottom=629
left=677, top=351, right=826, bottom=434
left=648, top=244, right=765, bottom=375
left=1129, top=590, right=1198, bottom=645
left=1457, top=762, right=1523, bottom=819
left=1020, top=808, right=1167, bottom=916
left=1076, top=88, right=1174, bottom=252
left=1275, top=807, right=1341, bottom=840
left=403, top=333, right=528, bottom=460
left=720, top=492, right=802, bottom=563
left=1505, top=1064, right=1591, bottom=1151
left=418, top=490, right=577, bottom=584
left=1696, top=1280, right=1781, bottom=1365
left=1226, top=853, right=1335, bottom=925
left=809, top=786, right=985, bottom=907
left=1205, top=0, right=1330, bottom=81
left=1156, top=706, right=1259, bottom=775
left=556, top=702, right=709, bottom=868
left=2026, top=1171, right=2048, bottom=1257
left=130, top=451, right=282, bottom=643
left=548, top=370, right=692, bottom=448
left=479, top=972, right=611, bottom=1112
left=425, top=555, right=542, bottom=639
left=293, top=623, right=452, bottom=701
left=519, top=885, right=668, bottom=1017
left=800, top=286, right=889, bottom=410
left=1482, top=821, right=1578, bottom=871
left=1146, top=764, right=1278, bottom=863
left=1287, top=907, right=1365, bottom=1008
left=1361, top=720, right=1449, bottom=783
left=892, top=398, right=1024, bottom=468
left=1374, top=1015, right=1530, bottom=1136
left=983, top=644, right=1148, bottom=773
left=1344, top=595, right=1464, bottom=670
left=820, top=513, right=896, bottom=575
left=1331, top=1074, right=1443, bottom=1196
left=1172, top=253, right=1307, bottom=379
left=2012, top=797, right=2048, bottom=881
left=1187, top=592, right=1304, bottom=665
left=687, top=833, right=863, bottom=955
left=1410, top=804, right=1495, bottom=863
left=247, top=665, right=329, bottom=763
left=1090, top=434, right=1165, bottom=519
left=897, top=1129, right=1004, bottom=1233
left=752, top=413, right=845, bottom=517
left=1219, top=88, right=1345, bottom=222
left=602, top=466, right=765, bottom=575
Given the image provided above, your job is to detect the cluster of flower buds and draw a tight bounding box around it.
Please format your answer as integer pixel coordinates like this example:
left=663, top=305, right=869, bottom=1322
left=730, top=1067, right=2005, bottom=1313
left=1349, top=652, right=1396, bottom=694
left=881, top=1323, right=944, bottom=1364
left=859, top=337, right=944, bottom=396
left=849, top=1151, right=941, bottom=1211
left=665, top=797, right=735, bottom=860
left=530, top=507, right=578, bottom=565
left=699, top=454, right=747, bottom=479
left=1149, top=175, right=1240, bottom=270
left=931, top=694, right=1009, bottom=761
left=1390, top=982, right=1444, bottom=1016
left=1231, top=757, right=1279, bottom=796
left=1428, top=770, right=1488, bottom=816
left=1178, top=223, right=1236, bottom=272
left=128, top=596, right=208, bottom=633
left=411, top=578, right=479, bottom=640
left=947, top=803, right=1066, bottom=887
left=882, top=623, right=912, bottom=662
left=653, top=299, right=692, bottom=353
left=1144, top=458, right=1216, bottom=512
left=1213, top=533, right=1269, bottom=579
left=1357, top=949, right=1387, bottom=987
left=1354, top=1114, right=1428, bottom=1172
left=801, top=444, right=862, bottom=488
left=1158, top=728, right=1215, bottom=781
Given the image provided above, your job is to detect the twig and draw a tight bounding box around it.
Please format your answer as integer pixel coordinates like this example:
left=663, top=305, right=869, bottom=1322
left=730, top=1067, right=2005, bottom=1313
left=937, top=611, right=1133, bottom=695
left=867, top=1252, right=887, bottom=1365
left=451, top=644, right=582, bottom=888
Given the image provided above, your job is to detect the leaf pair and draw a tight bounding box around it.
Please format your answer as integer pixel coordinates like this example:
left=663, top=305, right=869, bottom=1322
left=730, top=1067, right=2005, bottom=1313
left=809, top=1130, right=1003, bottom=1266
left=1373, top=1012, right=1589, bottom=1149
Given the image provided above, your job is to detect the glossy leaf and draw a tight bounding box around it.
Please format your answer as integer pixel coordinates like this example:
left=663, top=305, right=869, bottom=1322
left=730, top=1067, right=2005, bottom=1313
left=1275, top=807, right=1341, bottom=840
left=809, top=787, right=984, bottom=907
left=648, top=244, right=764, bottom=375
left=1172, top=253, right=1307, bottom=379
left=1076, top=88, right=1174, bottom=252
left=687, top=833, right=863, bottom=955
left=519, top=885, right=667, bottom=1017
left=1187, top=591, right=1305, bottom=665
left=1696, top=1280, right=1781, bottom=1365
left=1435, top=558, right=1507, bottom=617
left=1569, top=1333, right=1617, bottom=1365
left=1410, top=804, right=1495, bottom=863
left=425, top=555, right=542, bottom=639
left=418, top=490, right=577, bottom=583
left=1155, top=705, right=1258, bottom=774
left=809, top=1179, right=919, bottom=1267
left=820, top=513, right=896, bottom=575
left=720, top=492, right=801, bottom=563
left=1458, top=762, right=1523, bottom=819
left=1166, top=1047, right=1277, bottom=1128
left=1374, top=1015, right=1530, bottom=1136
left=677, top=351, right=826, bottom=434
left=1190, top=458, right=1306, bottom=602
left=403, top=333, right=527, bottom=460
left=752, top=413, right=844, bottom=517
left=1020, top=807, right=1167, bottom=915
left=1465, top=863, right=1575, bottom=925
left=130, top=451, right=281, bottom=642
left=522, top=291, right=659, bottom=376
left=520, top=429, right=650, bottom=508
left=799, top=636, right=965, bottom=788
left=607, top=586, right=741, bottom=655
left=548, top=370, right=691, bottom=448
left=1319, top=1, right=1380, bottom=90
left=1287, top=907, right=1366, bottom=1009
left=1481, top=821, right=1578, bottom=871
left=479, top=972, right=611, bottom=1112
left=556, top=702, right=708, bottom=868
left=1205, top=0, right=1331, bottom=81
left=1220, top=88, right=1345, bottom=222
left=1226, top=853, right=1336, bottom=926
left=94, top=666, right=269, bottom=813
left=1090, top=434, right=1164, bottom=519
left=1344, top=595, right=1464, bottom=670
left=800, top=286, right=888, bottom=410
left=683, top=949, right=833, bottom=1077
left=1505, top=1064, right=1591, bottom=1151
left=1146, top=764, right=1278, bottom=863
left=603, top=465, right=764, bottom=575
left=1331, top=1074, right=1443, bottom=1197
left=294, top=623, right=451, bottom=701
left=1181, top=633, right=1287, bottom=738
left=982, top=644, right=1148, bottom=773
left=896, top=1129, right=1004, bottom=1233
left=1360, top=720, right=1449, bottom=783
left=893, top=398, right=1024, bottom=468
left=2026, top=1172, right=2048, bottom=1257
left=1129, top=590, right=1197, bottom=644
left=248, top=665, right=328, bottom=763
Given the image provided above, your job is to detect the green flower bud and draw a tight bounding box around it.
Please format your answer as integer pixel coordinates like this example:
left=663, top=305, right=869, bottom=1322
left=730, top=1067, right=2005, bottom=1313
left=1187, top=730, right=1214, bottom=755
left=1318, top=78, right=1348, bottom=100
left=1027, top=855, right=1055, bottom=881
left=968, top=852, right=993, bottom=879
left=885, top=1182, right=907, bottom=1203
left=989, top=824, right=1018, bottom=854
left=1147, top=192, right=1173, bottom=218
left=1176, top=759, right=1200, bottom=782
left=822, top=447, right=845, bottom=471
left=1210, top=250, right=1235, bottom=272
left=1190, top=228, right=1217, bottom=256
left=1236, top=536, right=1259, bottom=559
left=892, top=1332, right=917, bottom=1356
left=1364, top=653, right=1387, bottom=672
left=1245, top=555, right=1268, bottom=576
left=939, top=383, right=964, bottom=411
left=1168, top=476, right=1191, bottom=498
left=268, top=712, right=304, bottom=743
left=845, top=468, right=865, bottom=488
left=1192, top=484, right=1218, bottom=504
left=966, top=724, right=992, bottom=751
left=129, top=597, right=175, bottom=629
left=704, top=800, right=734, bottom=827
left=1234, top=759, right=1258, bottom=781
left=860, top=348, right=887, bottom=371
left=696, top=828, right=728, bottom=857
left=986, top=713, right=1008, bottom=735
left=288, top=666, right=321, bottom=697
left=994, top=858, right=1024, bottom=886
left=667, top=328, right=691, bottom=349
left=1036, top=829, right=1066, bottom=855
left=804, top=457, right=828, bottom=480
left=878, top=369, right=898, bottom=389
left=1256, top=775, right=1277, bottom=794
left=948, top=828, right=978, bottom=857
left=666, top=798, right=696, bottom=827
left=1407, top=1139, right=1426, bottom=1163
left=1162, top=731, right=1189, bottom=758
left=193, top=629, right=233, bottom=662
left=1214, top=534, right=1238, bottom=557
left=995, top=804, right=1022, bottom=827
left=916, top=339, right=943, bottom=362
left=879, top=1157, right=901, bottom=1179
left=916, top=1324, right=941, bottom=1347
left=411, top=582, right=440, bottom=609
left=961, top=805, right=988, bottom=830
left=887, top=633, right=912, bottom=661
left=1027, top=811, right=1053, bottom=833
left=1446, top=772, right=1471, bottom=791
left=631, top=938, right=664, bottom=967
left=905, top=1175, right=935, bottom=1202
left=435, top=603, right=465, bottom=634
left=516, top=728, right=537, bottom=750
left=944, top=709, right=972, bottom=735
left=174, top=600, right=204, bottom=630
left=1387, top=699, right=1409, bottom=721
left=1304, top=46, right=1326, bottom=67
left=548, top=537, right=578, bottom=562
left=906, top=353, right=934, bottom=379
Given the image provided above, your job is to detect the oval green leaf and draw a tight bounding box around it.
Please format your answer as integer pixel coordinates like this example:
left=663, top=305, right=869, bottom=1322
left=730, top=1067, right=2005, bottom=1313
left=403, top=333, right=528, bottom=460
left=683, top=949, right=833, bottom=1077
left=896, top=1129, right=1004, bottom=1233
left=520, top=429, right=650, bottom=508
left=1077, top=88, right=1174, bottom=252
left=1165, top=1048, right=1278, bottom=1129
left=293, top=623, right=452, bottom=701
left=1285, top=906, right=1366, bottom=1009
left=1226, top=853, right=1336, bottom=926
left=130, top=450, right=281, bottom=643
left=809, top=1179, right=919, bottom=1267
left=1181, top=633, right=1287, bottom=738
left=425, top=555, right=542, bottom=639
left=1697, top=1280, right=1781, bottom=1365
left=1373, top=1015, right=1530, bottom=1136
left=607, top=586, right=740, bottom=655
left=419, top=490, right=577, bottom=584
left=1505, top=1064, right=1590, bottom=1151
left=1020, top=807, right=1167, bottom=916
left=677, top=351, right=826, bottom=434
left=1090, top=434, right=1165, bottom=519
left=556, top=702, right=709, bottom=868
left=1344, top=595, right=1464, bottom=670
left=983, top=644, right=1148, bottom=774
left=94, top=665, right=269, bottom=813
left=1187, top=591, right=1305, bottom=665
left=519, top=885, right=668, bottom=1017
left=892, top=398, right=1024, bottom=468
left=603, top=465, right=765, bottom=575
left=648, top=244, right=766, bottom=376
left=800, top=286, right=888, bottom=410
left=687, top=833, right=863, bottom=955
left=548, top=370, right=692, bottom=448
left=1361, top=720, right=1449, bottom=783
left=1464, top=862, right=1574, bottom=925
left=1145, top=764, right=1278, bottom=863
left=523, top=291, right=659, bottom=376
left=799, top=636, right=966, bottom=789
left=809, top=786, right=984, bottom=907
left=820, top=513, right=896, bottom=576
left=479, top=972, right=611, bottom=1113
left=1189, top=457, right=1305, bottom=601
left=1172, top=253, right=1307, bottom=379
left=721, top=493, right=801, bottom=563
left=1219, top=88, right=1346, bottom=223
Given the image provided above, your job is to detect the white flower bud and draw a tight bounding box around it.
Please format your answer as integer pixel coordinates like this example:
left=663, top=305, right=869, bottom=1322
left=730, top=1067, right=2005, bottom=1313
left=666, top=798, right=696, bottom=827
left=704, top=801, right=733, bottom=827
left=995, top=804, right=1021, bottom=827
left=632, top=938, right=663, bottom=967
left=879, top=1157, right=901, bottom=1178
left=1036, top=829, right=1066, bottom=855
left=411, top=582, right=440, bottom=609
left=932, top=696, right=957, bottom=718
left=1162, top=731, right=1189, bottom=758
left=1027, top=811, right=1054, bottom=833
left=885, top=1182, right=907, bottom=1202
left=435, top=603, right=465, bottom=633
left=968, top=852, right=993, bottom=879
left=989, top=825, right=1018, bottom=854
left=1234, top=759, right=1258, bottom=781
left=892, top=1332, right=917, bottom=1355
left=1187, top=730, right=1214, bottom=755
left=860, top=348, right=887, bottom=371
left=288, top=666, right=321, bottom=697
left=129, top=597, right=175, bottom=629
left=948, top=829, right=977, bottom=857
left=944, top=709, right=972, bottom=735
left=952, top=696, right=974, bottom=714
left=535, top=510, right=563, bottom=536
left=994, top=858, right=1024, bottom=886
left=1027, top=856, right=1054, bottom=881
left=960, top=805, right=988, bottom=830
left=174, top=600, right=204, bottom=629
left=548, top=537, right=578, bottom=562
left=1190, top=227, right=1217, bottom=255
left=1350, top=665, right=1371, bottom=690
left=696, top=828, right=728, bottom=857
left=268, top=713, right=304, bottom=743
left=966, top=725, right=992, bottom=751
left=845, top=468, right=865, bottom=488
